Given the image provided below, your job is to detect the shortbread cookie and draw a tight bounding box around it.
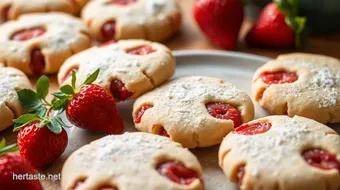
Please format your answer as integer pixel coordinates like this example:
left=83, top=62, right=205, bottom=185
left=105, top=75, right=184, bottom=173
left=81, top=0, right=181, bottom=42
left=0, top=0, right=88, bottom=22
left=0, top=13, right=92, bottom=75
left=61, top=132, right=203, bottom=190
left=252, top=53, right=340, bottom=124
left=133, top=76, right=255, bottom=148
left=58, top=40, right=175, bottom=101
left=219, top=115, right=340, bottom=190
left=0, top=66, right=32, bottom=131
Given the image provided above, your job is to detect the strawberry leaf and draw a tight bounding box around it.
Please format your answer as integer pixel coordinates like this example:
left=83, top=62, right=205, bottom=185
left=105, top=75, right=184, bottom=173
left=60, top=85, right=74, bottom=95
left=72, top=70, right=76, bottom=89
left=53, top=92, right=69, bottom=99
left=17, top=89, right=43, bottom=111
left=54, top=116, right=72, bottom=128
left=83, top=69, right=100, bottom=85
left=47, top=117, right=63, bottom=135
left=0, top=138, right=5, bottom=149
left=0, top=143, right=18, bottom=156
left=52, top=98, right=69, bottom=111
left=13, top=114, right=41, bottom=131
left=37, top=119, right=50, bottom=128
left=31, top=107, right=48, bottom=118
left=36, top=75, right=49, bottom=101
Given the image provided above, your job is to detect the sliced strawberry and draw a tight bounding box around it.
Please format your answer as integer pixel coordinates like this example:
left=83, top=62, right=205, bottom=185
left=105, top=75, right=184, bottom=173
left=157, top=161, right=199, bottom=185
left=111, top=0, right=138, bottom=6
left=303, top=149, right=340, bottom=171
left=127, top=45, right=156, bottom=55
left=261, top=71, right=298, bottom=85
left=12, top=27, right=46, bottom=41
left=234, top=122, right=271, bottom=135
left=236, top=165, right=245, bottom=186
left=101, top=21, right=116, bottom=42
left=30, top=49, right=45, bottom=75
left=110, top=79, right=133, bottom=101
left=135, top=105, right=153, bottom=124
left=206, top=102, right=241, bottom=127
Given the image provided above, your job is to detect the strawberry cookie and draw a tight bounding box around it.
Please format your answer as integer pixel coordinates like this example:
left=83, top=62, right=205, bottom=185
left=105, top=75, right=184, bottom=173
left=252, top=53, right=340, bottom=124
left=81, top=0, right=181, bottom=42
left=0, top=0, right=88, bottom=22
left=61, top=132, right=203, bottom=190
left=0, top=13, right=91, bottom=75
left=219, top=115, right=340, bottom=190
left=0, top=66, right=31, bottom=132
left=133, top=76, right=254, bottom=148
left=58, top=40, right=175, bottom=101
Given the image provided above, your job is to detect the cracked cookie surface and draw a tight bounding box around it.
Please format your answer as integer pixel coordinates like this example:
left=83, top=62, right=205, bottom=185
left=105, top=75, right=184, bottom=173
left=219, top=115, right=340, bottom=190
left=133, top=76, right=254, bottom=148
left=0, top=66, right=32, bottom=131
left=58, top=40, right=175, bottom=101
left=81, top=0, right=181, bottom=42
left=61, top=132, right=203, bottom=190
left=0, top=13, right=92, bottom=75
left=252, top=53, right=340, bottom=124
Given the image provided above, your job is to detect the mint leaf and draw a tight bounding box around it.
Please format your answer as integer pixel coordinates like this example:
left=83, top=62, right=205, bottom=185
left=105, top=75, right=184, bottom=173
left=36, top=75, right=49, bottom=100
left=83, top=69, right=100, bottom=85
left=0, top=144, right=18, bottom=156
left=47, top=118, right=62, bottom=135
left=72, top=70, right=76, bottom=89
left=0, top=138, right=5, bottom=149
left=60, top=85, right=74, bottom=95
left=17, top=89, right=42, bottom=111
left=13, top=114, right=40, bottom=124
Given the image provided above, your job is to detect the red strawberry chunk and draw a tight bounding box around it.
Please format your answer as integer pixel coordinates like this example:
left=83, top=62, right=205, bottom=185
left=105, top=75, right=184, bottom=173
left=127, top=45, right=156, bottom=55
left=12, top=27, right=46, bottom=41
left=234, top=122, right=271, bottom=135
left=61, top=66, right=78, bottom=83
left=261, top=71, right=298, bottom=85
left=157, top=161, right=199, bottom=185
left=206, top=102, right=241, bottom=127
left=236, top=165, right=245, bottom=186
left=101, top=21, right=116, bottom=42
left=110, top=79, right=133, bottom=101
left=111, top=0, right=138, bottom=6
left=30, top=49, right=45, bottom=75
left=303, top=149, right=340, bottom=171
left=135, top=105, right=153, bottom=124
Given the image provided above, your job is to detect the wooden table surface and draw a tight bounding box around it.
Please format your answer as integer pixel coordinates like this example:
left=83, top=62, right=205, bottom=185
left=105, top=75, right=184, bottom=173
left=1, top=0, right=340, bottom=188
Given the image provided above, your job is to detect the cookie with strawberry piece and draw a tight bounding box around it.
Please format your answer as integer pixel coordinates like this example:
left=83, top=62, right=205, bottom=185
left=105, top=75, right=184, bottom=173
left=0, top=66, right=31, bottom=132
left=252, top=53, right=340, bottom=124
left=0, top=13, right=91, bottom=75
left=0, top=0, right=88, bottom=22
left=133, top=76, right=254, bottom=148
left=61, top=132, right=203, bottom=190
left=219, top=115, right=340, bottom=190
left=58, top=40, right=175, bottom=102
left=81, top=0, right=181, bottom=42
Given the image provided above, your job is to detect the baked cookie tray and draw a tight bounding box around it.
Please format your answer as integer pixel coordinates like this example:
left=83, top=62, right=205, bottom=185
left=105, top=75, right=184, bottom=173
left=3, top=50, right=340, bottom=190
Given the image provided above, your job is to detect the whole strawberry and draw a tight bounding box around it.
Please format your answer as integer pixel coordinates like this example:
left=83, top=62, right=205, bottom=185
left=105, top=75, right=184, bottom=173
left=16, top=76, right=69, bottom=169
left=193, top=0, right=245, bottom=49
left=53, top=69, right=124, bottom=134
left=0, top=139, right=43, bottom=190
left=245, top=0, right=307, bottom=48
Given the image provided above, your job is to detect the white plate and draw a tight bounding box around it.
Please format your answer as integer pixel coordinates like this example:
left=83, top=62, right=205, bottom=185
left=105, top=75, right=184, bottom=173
left=43, top=50, right=340, bottom=190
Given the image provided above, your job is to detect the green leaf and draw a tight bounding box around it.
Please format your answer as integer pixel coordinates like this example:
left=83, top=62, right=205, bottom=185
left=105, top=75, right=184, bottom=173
left=37, top=119, right=50, bottom=128
left=60, top=85, right=74, bottom=95
left=31, top=107, right=48, bottom=118
left=72, top=70, right=76, bottom=89
left=0, top=144, right=18, bottom=156
left=0, top=138, right=5, bottom=149
left=47, top=118, right=62, bottom=135
left=54, top=116, right=72, bottom=128
left=13, top=114, right=40, bottom=124
left=36, top=75, right=49, bottom=100
left=17, top=89, right=42, bottom=111
left=83, top=69, right=100, bottom=85
left=53, top=92, right=69, bottom=99
left=52, top=98, right=68, bottom=111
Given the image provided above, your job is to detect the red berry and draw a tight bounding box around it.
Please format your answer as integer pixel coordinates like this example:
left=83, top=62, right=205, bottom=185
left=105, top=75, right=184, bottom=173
left=66, top=84, right=124, bottom=134
left=157, top=161, right=199, bottom=185
left=110, top=79, right=133, bottom=101
left=17, top=121, right=68, bottom=169
left=236, top=165, right=245, bottom=186
left=127, top=45, right=156, bottom=55
left=261, top=71, right=298, bottom=85
left=206, top=102, right=241, bottom=127
left=302, top=149, right=340, bottom=171
left=30, top=49, right=45, bottom=75
left=0, top=153, right=43, bottom=190
left=135, top=105, right=153, bottom=124
left=101, top=21, right=116, bottom=42
left=234, top=122, right=271, bottom=135
left=245, top=2, right=295, bottom=48
left=193, top=0, right=244, bottom=49
left=111, top=0, right=138, bottom=6
left=11, top=27, right=46, bottom=41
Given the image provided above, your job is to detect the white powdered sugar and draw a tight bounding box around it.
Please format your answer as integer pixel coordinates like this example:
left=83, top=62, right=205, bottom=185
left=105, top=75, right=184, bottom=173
left=145, top=0, right=175, bottom=16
